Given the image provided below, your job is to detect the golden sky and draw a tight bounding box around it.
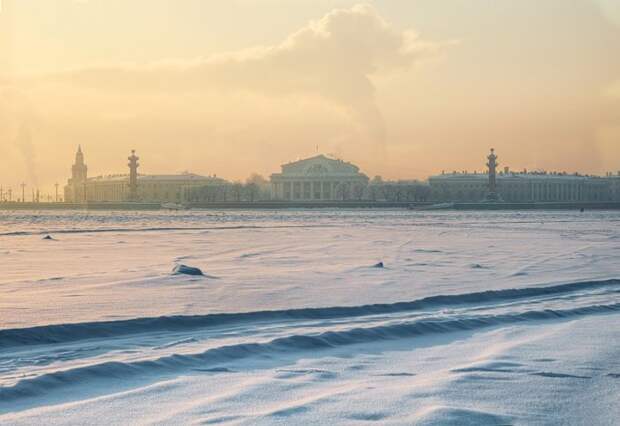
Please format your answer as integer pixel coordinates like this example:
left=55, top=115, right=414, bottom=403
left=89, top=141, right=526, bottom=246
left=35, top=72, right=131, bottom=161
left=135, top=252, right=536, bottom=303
left=1, top=0, right=620, bottom=195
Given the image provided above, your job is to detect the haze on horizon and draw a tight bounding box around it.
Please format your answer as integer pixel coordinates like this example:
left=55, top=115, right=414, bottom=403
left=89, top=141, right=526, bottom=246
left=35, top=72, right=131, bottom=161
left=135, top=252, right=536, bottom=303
left=1, top=0, right=620, bottom=194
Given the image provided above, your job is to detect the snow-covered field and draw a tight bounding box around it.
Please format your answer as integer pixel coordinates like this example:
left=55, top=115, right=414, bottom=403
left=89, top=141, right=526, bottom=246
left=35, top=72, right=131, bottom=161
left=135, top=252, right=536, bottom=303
left=1, top=209, right=619, bottom=425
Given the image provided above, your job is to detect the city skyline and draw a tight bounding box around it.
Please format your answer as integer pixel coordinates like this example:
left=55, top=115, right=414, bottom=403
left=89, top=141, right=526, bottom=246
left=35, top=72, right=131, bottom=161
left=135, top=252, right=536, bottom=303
left=2, top=143, right=620, bottom=203
left=1, top=1, right=620, bottom=194
left=33, top=145, right=620, bottom=204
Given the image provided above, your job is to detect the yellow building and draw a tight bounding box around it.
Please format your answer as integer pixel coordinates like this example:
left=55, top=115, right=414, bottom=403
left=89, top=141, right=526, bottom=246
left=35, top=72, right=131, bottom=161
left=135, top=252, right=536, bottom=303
left=64, top=147, right=225, bottom=203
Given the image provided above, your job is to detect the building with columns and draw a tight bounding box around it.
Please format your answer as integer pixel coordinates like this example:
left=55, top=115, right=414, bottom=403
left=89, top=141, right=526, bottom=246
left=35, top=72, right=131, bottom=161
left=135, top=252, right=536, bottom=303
left=63, top=147, right=618, bottom=204
left=64, top=147, right=226, bottom=203
left=429, top=149, right=612, bottom=203
left=606, top=173, right=620, bottom=201
left=270, top=155, right=369, bottom=201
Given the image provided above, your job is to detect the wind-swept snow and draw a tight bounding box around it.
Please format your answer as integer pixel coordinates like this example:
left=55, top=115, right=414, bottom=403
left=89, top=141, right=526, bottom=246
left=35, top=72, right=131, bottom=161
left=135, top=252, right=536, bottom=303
left=0, top=209, right=619, bottom=424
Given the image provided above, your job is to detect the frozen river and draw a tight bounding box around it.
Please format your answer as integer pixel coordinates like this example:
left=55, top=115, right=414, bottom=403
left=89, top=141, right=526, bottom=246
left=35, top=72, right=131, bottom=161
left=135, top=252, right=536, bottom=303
left=1, top=209, right=619, bottom=424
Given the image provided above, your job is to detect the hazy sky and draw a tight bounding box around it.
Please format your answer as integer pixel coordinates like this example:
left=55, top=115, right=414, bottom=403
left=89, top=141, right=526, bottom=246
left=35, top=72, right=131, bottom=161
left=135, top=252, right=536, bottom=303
left=1, top=0, right=620, bottom=194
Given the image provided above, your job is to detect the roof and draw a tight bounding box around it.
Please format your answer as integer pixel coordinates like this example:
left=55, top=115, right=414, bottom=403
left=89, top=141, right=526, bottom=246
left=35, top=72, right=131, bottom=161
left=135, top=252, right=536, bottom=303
left=429, top=172, right=604, bottom=182
left=87, top=173, right=225, bottom=183
left=138, top=173, right=214, bottom=181
left=274, top=154, right=366, bottom=178
left=282, top=154, right=350, bottom=166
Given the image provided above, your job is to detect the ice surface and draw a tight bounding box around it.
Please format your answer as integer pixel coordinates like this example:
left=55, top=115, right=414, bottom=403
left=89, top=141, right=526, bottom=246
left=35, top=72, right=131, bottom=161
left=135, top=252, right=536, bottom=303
left=0, top=209, right=619, bottom=424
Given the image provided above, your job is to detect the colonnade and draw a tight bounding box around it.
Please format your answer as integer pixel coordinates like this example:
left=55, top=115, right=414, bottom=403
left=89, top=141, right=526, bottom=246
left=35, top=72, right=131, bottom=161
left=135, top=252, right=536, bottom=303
left=271, top=180, right=361, bottom=200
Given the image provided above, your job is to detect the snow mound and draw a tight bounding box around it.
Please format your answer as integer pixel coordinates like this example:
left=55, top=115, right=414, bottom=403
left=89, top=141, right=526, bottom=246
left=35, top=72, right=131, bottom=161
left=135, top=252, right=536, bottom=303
left=414, top=406, right=513, bottom=426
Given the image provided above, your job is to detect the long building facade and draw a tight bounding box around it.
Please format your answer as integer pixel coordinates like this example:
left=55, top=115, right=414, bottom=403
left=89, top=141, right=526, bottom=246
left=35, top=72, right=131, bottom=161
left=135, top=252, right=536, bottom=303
left=429, top=172, right=611, bottom=203
left=64, top=147, right=226, bottom=203
left=429, top=150, right=616, bottom=203
left=270, top=155, right=369, bottom=201
left=64, top=147, right=618, bottom=205
left=608, top=174, right=620, bottom=201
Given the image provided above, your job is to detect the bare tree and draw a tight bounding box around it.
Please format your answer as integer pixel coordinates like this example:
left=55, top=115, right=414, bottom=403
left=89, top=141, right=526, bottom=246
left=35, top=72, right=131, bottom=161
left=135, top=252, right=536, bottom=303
left=246, top=173, right=268, bottom=186
left=230, top=182, right=243, bottom=201
left=383, top=184, right=397, bottom=202
left=246, top=173, right=270, bottom=201
left=352, top=183, right=366, bottom=201
left=335, top=183, right=350, bottom=201
left=368, top=184, right=385, bottom=201
left=244, top=182, right=260, bottom=202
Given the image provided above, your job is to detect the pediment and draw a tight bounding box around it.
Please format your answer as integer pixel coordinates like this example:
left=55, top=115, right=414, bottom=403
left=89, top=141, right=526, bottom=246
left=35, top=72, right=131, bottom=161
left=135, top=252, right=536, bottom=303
left=281, top=155, right=360, bottom=176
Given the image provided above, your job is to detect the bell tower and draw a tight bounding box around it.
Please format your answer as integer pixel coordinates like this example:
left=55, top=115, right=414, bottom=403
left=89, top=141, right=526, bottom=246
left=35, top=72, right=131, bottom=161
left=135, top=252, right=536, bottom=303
left=72, top=145, right=88, bottom=182
left=70, top=145, right=88, bottom=202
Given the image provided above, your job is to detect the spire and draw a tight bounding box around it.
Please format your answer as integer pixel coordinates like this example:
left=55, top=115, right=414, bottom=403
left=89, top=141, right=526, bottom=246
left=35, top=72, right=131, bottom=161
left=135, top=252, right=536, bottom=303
left=75, top=145, right=85, bottom=166
left=71, top=145, right=87, bottom=187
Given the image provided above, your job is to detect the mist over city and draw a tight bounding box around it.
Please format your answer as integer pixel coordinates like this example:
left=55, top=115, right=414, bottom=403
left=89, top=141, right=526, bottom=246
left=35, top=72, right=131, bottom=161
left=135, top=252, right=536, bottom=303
left=1, top=1, right=620, bottom=425
left=1, top=0, right=620, bottom=195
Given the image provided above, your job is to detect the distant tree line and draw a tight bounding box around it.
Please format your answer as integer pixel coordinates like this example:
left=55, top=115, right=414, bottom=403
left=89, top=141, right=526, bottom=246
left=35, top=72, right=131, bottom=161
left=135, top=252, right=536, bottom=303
left=187, top=174, right=431, bottom=203
left=365, top=177, right=431, bottom=202
left=188, top=173, right=271, bottom=203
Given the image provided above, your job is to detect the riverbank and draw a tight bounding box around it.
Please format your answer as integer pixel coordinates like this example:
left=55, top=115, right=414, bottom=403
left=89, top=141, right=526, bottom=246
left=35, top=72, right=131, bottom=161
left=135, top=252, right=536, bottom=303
left=1, top=200, right=619, bottom=210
